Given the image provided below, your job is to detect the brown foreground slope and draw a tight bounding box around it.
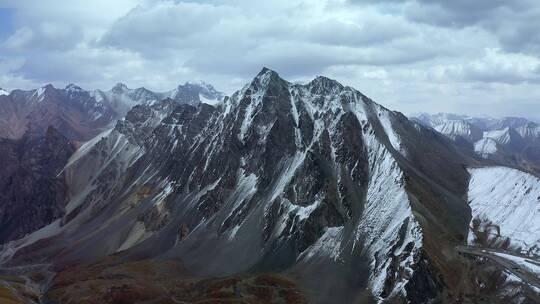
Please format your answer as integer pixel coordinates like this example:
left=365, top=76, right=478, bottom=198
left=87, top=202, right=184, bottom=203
left=46, top=256, right=308, bottom=304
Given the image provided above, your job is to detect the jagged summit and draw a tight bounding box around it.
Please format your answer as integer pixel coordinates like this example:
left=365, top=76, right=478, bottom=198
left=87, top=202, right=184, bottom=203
left=111, top=82, right=129, bottom=93
left=65, top=83, right=83, bottom=90
left=257, top=66, right=277, bottom=76
left=247, top=67, right=287, bottom=88
left=306, top=75, right=345, bottom=95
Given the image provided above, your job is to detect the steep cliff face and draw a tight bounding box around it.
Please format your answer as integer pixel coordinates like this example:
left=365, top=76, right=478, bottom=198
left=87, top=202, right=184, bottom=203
left=0, top=127, right=75, bottom=243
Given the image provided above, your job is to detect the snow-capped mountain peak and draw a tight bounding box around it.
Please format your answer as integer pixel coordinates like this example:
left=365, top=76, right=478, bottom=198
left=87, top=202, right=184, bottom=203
left=111, top=82, right=129, bottom=93
left=434, top=119, right=483, bottom=142
left=167, top=81, right=224, bottom=105
left=0, top=88, right=9, bottom=96
left=31, top=84, right=55, bottom=102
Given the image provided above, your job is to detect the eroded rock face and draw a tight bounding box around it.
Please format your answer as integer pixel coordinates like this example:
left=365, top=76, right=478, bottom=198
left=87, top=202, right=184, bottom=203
left=0, top=127, right=75, bottom=243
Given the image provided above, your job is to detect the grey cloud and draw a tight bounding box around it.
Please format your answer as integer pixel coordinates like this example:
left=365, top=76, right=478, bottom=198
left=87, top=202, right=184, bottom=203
left=99, top=1, right=413, bottom=53
left=1, top=0, right=540, bottom=119
left=408, top=1, right=540, bottom=56
left=99, top=2, right=234, bottom=54
left=353, top=0, right=540, bottom=57
left=2, top=24, right=83, bottom=52
left=302, top=18, right=415, bottom=47
left=184, top=39, right=441, bottom=80
left=98, top=1, right=439, bottom=80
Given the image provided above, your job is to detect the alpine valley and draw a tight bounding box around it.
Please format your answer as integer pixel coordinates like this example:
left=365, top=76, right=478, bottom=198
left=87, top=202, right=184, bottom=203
left=0, top=69, right=539, bottom=304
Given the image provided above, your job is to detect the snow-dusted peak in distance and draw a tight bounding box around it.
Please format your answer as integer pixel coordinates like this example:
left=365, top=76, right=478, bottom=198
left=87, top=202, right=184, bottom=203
left=168, top=81, right=224, bottom=105
left=434, top=120, right=483, bottom=142
left=411, top=111, right=540, bottom=175
left=412, top=112, right=539, bottom=131
left=65, top=84, right=84, bottom=91
left=89, top=81, right=225, bottom=116
left=517, top=122, right=540, bottom=139
left=111, top=82, right=129, bottom=93
left=0, top=80, right=223, bottom=141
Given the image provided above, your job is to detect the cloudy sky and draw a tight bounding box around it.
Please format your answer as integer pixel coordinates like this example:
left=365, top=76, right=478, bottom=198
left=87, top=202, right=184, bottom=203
left=1, top=0, right=540, bottom=118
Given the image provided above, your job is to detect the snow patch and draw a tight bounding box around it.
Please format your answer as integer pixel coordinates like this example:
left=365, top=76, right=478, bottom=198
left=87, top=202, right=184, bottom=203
left=300, top=226, right=344, bottom=261
left=355, top=130, right=422, bottom=299
left=199, top=93, right=220, bottom=105
left=484, top=127, right=512, bottom=145
left=474, top=138, right=499, bottom=157
left=117, top=222, right=151, bottom=252
left=492, top=252, right=540, bottom=277
left=376, top=108, right=406, bottom=156
left=467, top=167, right=540, bottom=255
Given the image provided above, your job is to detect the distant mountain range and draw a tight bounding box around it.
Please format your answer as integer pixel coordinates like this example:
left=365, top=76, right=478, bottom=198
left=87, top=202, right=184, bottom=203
left=411, top=113, right=540, bottom=175
left=0, top=82, right=224, bottom=141
left=0, top=70, right=539, bottom=303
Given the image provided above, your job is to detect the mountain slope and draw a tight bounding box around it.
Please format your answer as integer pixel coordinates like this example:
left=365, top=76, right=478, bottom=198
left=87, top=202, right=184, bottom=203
left=0, top=127, right=75, bottom=243
left=0, top=84, right=115, bottom=141
left=468, top=166, right=540, bottom=256
left=434, top=120, right=483, bottom=143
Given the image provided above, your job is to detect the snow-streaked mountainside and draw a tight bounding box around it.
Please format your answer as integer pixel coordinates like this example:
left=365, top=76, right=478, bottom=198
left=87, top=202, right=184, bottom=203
left=0, top=88, right=9, bottom=96
left=412, top=112, right=540, bottom=175
left=412, top=113, right=534, bottom=131
left=517, top=123, right=540, bottom=139
left=0, top=81, right=223, bottom=141
left=474, top=137, right=499, bottom=157
left=93, top=81, right=224, bottom=117
left=468, top=167, right=540, bottom=256
left=1, top=69, right=538, bottom=303
left=434, top=120, right=483, bottom=142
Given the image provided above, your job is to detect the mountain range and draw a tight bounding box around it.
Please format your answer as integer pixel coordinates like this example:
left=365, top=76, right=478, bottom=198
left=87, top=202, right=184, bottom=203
left=0, top=82, right=223, bottom=141
left=412, top=113, right=540, bottom=175
left=0, top=69, right=539, bottom=304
